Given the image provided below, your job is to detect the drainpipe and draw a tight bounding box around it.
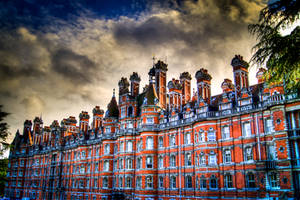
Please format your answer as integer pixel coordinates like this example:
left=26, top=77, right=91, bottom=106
left=256, top=113, right=261, bottom=161
left=178, top=127, right=182, bottom=200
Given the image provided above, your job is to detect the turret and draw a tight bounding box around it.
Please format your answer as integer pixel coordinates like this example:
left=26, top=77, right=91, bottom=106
left=92, top=106, right=104, bottom=130
left=79, top=111, right=90, bottom=133
left=168, top=78, right=182, bottom=109
left=256, top=68, right=267, bottom=84
left=180, top=72, right=192, bottom=105
left=231, top=55, right=249, bottom=95
left=195, top=68, right=212, bottom=102
left=153, top=60, right=168, bottom=109
left=221, top=79, right=234, bottom=93
left=130, top=72, right=141, bottom=97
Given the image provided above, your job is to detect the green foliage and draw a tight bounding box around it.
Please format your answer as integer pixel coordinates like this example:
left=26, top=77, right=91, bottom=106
left=0, top=158, right=8, bottom=197
left=0, top=106, right=9, bottom=156
left=249, top=0, right=300, bottom=92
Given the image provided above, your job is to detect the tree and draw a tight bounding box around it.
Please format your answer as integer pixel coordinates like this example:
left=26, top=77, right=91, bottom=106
left=0, top=158, right=8, bottom=197
left=0, top=105, right=9, bottom=156
left=249, top=0, right=300, bottom=92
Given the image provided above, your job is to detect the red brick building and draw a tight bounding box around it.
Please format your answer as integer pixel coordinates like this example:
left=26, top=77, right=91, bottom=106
left=5, top=55, right=300, bottom=200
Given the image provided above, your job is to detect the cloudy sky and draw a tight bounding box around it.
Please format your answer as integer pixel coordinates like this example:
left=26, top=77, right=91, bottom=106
left=0, top=0, right=267, bottom=141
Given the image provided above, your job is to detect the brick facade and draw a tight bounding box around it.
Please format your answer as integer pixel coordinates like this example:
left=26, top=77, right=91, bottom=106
left=5, top=55, right=300, bottom=200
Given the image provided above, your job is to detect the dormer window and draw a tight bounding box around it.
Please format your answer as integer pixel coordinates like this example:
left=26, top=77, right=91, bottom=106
left=146, top=117, right=154, bottom=124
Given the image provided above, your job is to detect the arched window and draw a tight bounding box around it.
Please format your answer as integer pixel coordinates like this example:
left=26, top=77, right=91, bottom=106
left=224, top=174, right=233, bottom=189
left=185, top=175, right=192, bottom=188
left=170, top=135, right=176, bottom=146
left=246, top=172, right=256, bottom=188
left=210, top=175, right=217, bottom=189
left=126, top=158, right=133, bottom=169
left=200, top=175, right=206, bottom=190
left=170, top=176, right=176, bottom=188
left=146, top=176, right=153, bottom=188
left=244, top=146, right=253, bottom=161
left=158, top=136, right=164, bottom=148
left=128, top=106, right=133, bottom=117
left=126, top=177, right=132, bottom=188
left=103, top=177, right=108, bottom=188
left=104, top=144, right=110, bottom=155
left=224, top=149, right=231, bottom=163
left=186, top=153, right=192, bottom=166
left=146, top=156, right=153, bottom=168
left=126, top=141, right=133, bottom=152
left=104, top=160, right=109, bottom=171
left=158, top=156, right=164, bottom=168
left=146, top=137, right=153, bottom=149
left=158, top=176, right=164, bottom=188
left=170, top=155, right=176, bottom=167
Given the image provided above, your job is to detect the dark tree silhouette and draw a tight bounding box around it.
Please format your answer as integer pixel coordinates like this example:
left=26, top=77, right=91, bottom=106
left=249, top=0, right=300, bottom=92
left=0, top=105, right=9, bottom=156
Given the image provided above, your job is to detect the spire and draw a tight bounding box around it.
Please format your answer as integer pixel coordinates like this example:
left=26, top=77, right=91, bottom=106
left=143, top=81, right=159, bottom=106
left=106, top=91, right=119, bottom=118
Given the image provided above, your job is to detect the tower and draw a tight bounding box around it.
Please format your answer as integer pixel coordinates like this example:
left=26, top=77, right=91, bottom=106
left=129, top=72, right=141, bottom=97
left=256, top=68, right=267, bottom=84
left=153, top=60, right=168, bottom=109
left=79, top=111, right=90, bottom=133
left=180, top=72, right=192, bottom=105
left=195, top=68, right=212, bottom=102
left=92, top=106, right=104, bottom=131
left=231, top=55, right=249, bottom=96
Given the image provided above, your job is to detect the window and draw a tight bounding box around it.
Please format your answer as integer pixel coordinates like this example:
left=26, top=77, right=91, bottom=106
left=210, top=175, right=217, bottom=189
left=269, top=172, right=279, bottom=188
left=185, top=133, right=191, bottom=144
left=185, top=175, right=192, bottom=188
left=136, top=157, right=141, bottom=169
left=200, top=176, right=207, bottom=190
left=94, top=178, right=98, bottom=188
left=159, top=176, right=164, bottom=188
left=146, top=156, right=153, bottom=168
left=106, top=127, right=111, bottom=133
left=128, top=106, right=133, bottom=117
left=87, top=164, right=91, bottom=173
left=146, top=176, right=153, bottom=188
left=170, top=135, right=176, bottom=146
left=96, top=147, right=99, bottom=156
left=103, top=177, right=108, bottom=188
left=246, top=172, right=256, bottom=188
left=114, top=145, right=118, bottom=153
left=80, top=165, right=85, bottom=174
left=95, top=162, right=99, bottom=172
left=120, top=141, right=125, bottom=152
left=114, top=160, right=118, bottom=170
left=146, top=117, right=154, bottom=124
left=146, top=137, right=153, bottom=149
left=158, top=156, right=164, bottom=168
left=209, top=154, right=217, bottom=165
left=158, top=136, right=163, bottom=148
left=186, top=153, right=192, bottom=166
left=137, top=140, right=142, bottom=152
left=126, top=177, right=132, bottom=188
left=199, top=131, right=205, bottom=142
left=267, top=145, right=276, bottom=160
left=104, top=144, right=110, bottom=155
left=242, top=122, right=251, bottom=137
left=170, top=155, right=176, bottom=167
left=170, top=176, right=176, bottom=188
left=222, top=126, right=230, bottom=139
left=121, top=107, right=126, bottom=118
left=126, top=158, right=133, bottom=169
left=200, top=153, right=206, bottom=165
left=127, top=141, right=133, bottom=152
left=88, top=149, right=92, bottom=158
left=119, top=177, right=123, bottom=188
left=245, top=147, right=253, bottom=161
left=136, top=177, right=141, bottom=188
left=265, top=118, right=273, bottom=133
left=119, top=159, right=124, bottom=169
left=224, top=149, right=231, bottom=163
left=104, top=160, right=109, bottom=171
left=207, top=131, right=216, bottom=141
left=224, top=174, right=233, bottom=189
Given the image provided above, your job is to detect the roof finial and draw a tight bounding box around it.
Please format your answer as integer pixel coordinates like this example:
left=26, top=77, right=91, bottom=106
left=152, top=54, right=156, bottom=66
left=113, top=88, right=115, bottom=97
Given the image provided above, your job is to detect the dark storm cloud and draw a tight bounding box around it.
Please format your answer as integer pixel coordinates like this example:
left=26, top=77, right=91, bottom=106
left=52, top=48, right=97, bottom=83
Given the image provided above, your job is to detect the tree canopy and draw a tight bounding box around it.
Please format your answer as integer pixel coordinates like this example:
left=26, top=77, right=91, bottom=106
left=249, top=0, right=300, bottom=92
left=0, top=105, right=9, bottom=156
